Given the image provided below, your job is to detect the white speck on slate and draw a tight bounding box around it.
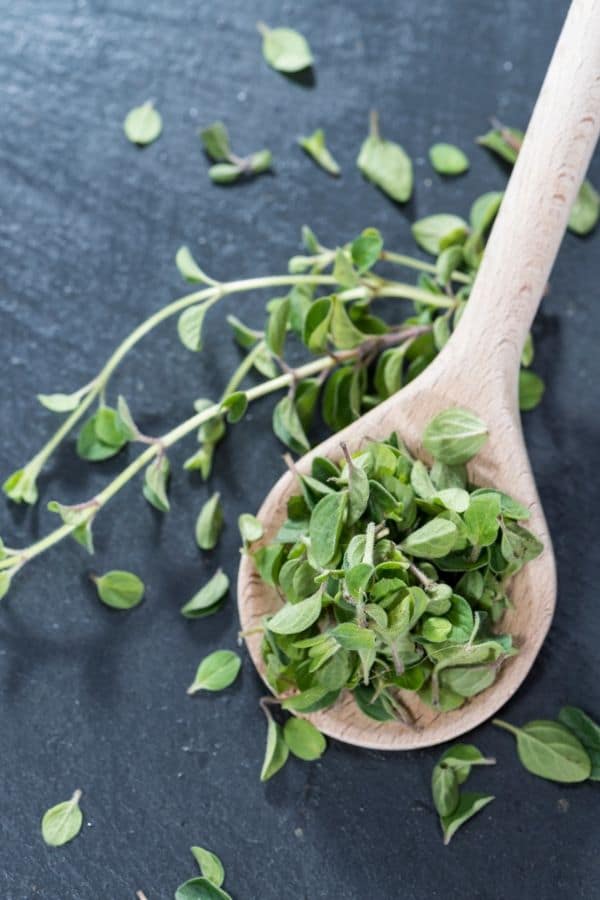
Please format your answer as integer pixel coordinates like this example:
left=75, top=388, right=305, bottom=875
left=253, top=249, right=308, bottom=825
left=503, top=61, right=513, bottom=72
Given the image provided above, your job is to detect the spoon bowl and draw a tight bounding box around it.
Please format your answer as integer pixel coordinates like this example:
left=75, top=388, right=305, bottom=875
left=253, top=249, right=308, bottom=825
left=238, top=0, right=600, bottom=749
left=238, top=374, right=554, bottom=749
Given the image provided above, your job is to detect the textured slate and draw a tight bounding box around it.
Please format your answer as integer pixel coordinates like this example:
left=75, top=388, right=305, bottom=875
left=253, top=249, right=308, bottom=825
left=0, top=1, right=599, bottom=898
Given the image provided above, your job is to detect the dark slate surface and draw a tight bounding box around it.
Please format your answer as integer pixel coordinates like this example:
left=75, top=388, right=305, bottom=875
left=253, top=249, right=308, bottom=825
left=0, top=1, right=599, bottom=898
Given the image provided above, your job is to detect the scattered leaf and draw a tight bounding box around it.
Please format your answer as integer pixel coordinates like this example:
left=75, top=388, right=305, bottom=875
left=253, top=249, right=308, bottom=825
left=41, top=790, right=84, bottom=847
left=92, top=570, right=144, bottom=610
left=188, top=650, right=241, bottom=694
left=123, top=102, right=162, bottom=145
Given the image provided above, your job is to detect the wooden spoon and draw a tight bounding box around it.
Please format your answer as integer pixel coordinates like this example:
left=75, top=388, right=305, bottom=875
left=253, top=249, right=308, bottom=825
left=238, top=0, right=600, bottom=750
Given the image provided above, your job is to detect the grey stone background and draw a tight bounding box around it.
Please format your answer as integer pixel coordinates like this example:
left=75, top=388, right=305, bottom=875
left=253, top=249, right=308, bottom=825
left=0, top=1, right=598, bottom=898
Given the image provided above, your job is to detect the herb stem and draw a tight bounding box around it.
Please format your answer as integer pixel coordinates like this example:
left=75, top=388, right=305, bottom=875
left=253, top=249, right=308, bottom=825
left=375, top=282, right=454, bottom=308
left=17, top=273, right=431, bottom=488
left=0, top=355, right=339, bottom=574
left=380, top=250, right=471, bottom=285
left=491, top=718, right=519, bottom=736
left=221, top=339, right=269, bottom=399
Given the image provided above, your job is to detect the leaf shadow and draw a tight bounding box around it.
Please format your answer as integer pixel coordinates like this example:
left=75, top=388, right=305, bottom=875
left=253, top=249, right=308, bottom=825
left=280, top=66, right=316, bottom=88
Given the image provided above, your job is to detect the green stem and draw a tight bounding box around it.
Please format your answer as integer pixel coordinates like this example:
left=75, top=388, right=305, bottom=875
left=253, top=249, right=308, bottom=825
left=492, top=718, right=519, bottom=736
left=220, top=339, right=268, bottom=399
left=376, top=282, right=454, bottom=308
left=0, top=354, right=338, bottom=573
left=18, top=273, right=427, bottom=486
left=381, top=250, right=471, bottom=285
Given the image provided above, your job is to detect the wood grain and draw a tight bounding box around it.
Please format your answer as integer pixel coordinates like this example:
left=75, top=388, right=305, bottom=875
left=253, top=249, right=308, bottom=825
left=239, top=0, right=600, bottom=749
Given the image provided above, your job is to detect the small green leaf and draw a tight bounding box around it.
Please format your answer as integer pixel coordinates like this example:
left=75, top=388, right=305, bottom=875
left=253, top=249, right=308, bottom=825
left=299, top=128, right=340, bottom=176
left=519, top=369, right=545, bottom=411
left=440, top=744, right=496, bottom=783
left=431, top=763, right=459, bottom=817
left=333, top=249, right=359, bottom=289
left=441, top=792, right=494, bottom=845
left=470, top=191, right=503, bottom=233
left=41, top=790, right=84, bottom=847
left=116, top=395, right=139, bottom=441
left=272, top=394, right=310, bottom=455
left=329, top=295, right=365, bottom=349
left=345, top=457, right=370, bottom=525
left=401, top=518, right=457, bottom=559
left=309, top=491, right=347, bottom=567
left=259, top=23, right=313, bottom=73
left=521, top=333, right=534, bottom=367
left=92, top=570, right=144, bottom=610
left=412, top=214, right=469, bottom=256
left=208, top=163, right=243, bottom=184
left=3, top=465, right=39, bottom=505
left=0, top=571, right=12, bottom=600
left=331, top=622, right=375, bottom=652
left=190, top=847, right=225, bottom=887
left=175, top=246, right=217, bottom=285
left=123, top=101, right=162, bottom=145
left=463, top=493, right=501, bottom=547
left=77, top=408, right=129, bottom=461
left=558, top=706, right=600, bottom=780
left=238, top=513, right=263, bottom=545
left=476, top=125, right=523, bottom=164
left=283, top=717, right=327, bottom=760
left=266, top=296, right=289, bottom=357
left=248, top=149, right=272, bottom=174
left=423, top=408, right=488, bottom=465
left=568, top=179, right=600, bottom=235
left=181, top=569, right=229, bottom=619
left=37, top=391, right=84, bottom=413
left=350, top=227, right=383, bottom=273
left=195, top=492, right=224, bottom=551
left=429, top=143, right=469, bottom=176
left=494, top=718, right=591, bottom=783
left=187, top=650, right=241, bottom=694
left=48, top=501, right=95, bottom=554
left=357, top=112, right=413, bottom=203
left=220, top=392, right=248, bottom=423
left=435, top=247, right=463, bottom=287
left=303, top=296, right=333, bottom=352
left=178, top=304, right=209, bottom=352
left=421, top=616, right=452, bottom=642
left=261, top=714, right=290, bottom=781
left=500, top=521, right=544, bottom=571
left=200, top=121, right=231, bottom=161
left=268, top=590, right=323, bottom=635
left=143, top=455, right=170, bottom=512
left=175, top=877, right=232, bottom=900
left=226, top=314, right=262, bottom=349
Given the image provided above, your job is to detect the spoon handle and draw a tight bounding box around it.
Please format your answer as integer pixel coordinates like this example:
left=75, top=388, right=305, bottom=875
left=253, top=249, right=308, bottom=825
left=451, top=0, right=600, bottom=389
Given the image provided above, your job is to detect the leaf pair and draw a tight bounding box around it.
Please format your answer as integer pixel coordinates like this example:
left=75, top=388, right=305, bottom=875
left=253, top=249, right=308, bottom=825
left=77, top=406, right=130, bottom=461
left=200, top=121, right=272, bottom=184
left=175, top=843, right=232, bottom=898
left=260, top=708, right=326, bottom=781
left=431, top=744, right=495, bottom=844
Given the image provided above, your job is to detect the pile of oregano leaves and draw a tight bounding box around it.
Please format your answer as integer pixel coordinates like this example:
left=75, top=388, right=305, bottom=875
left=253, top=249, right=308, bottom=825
left=253, top=408, right=543, bottom=725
